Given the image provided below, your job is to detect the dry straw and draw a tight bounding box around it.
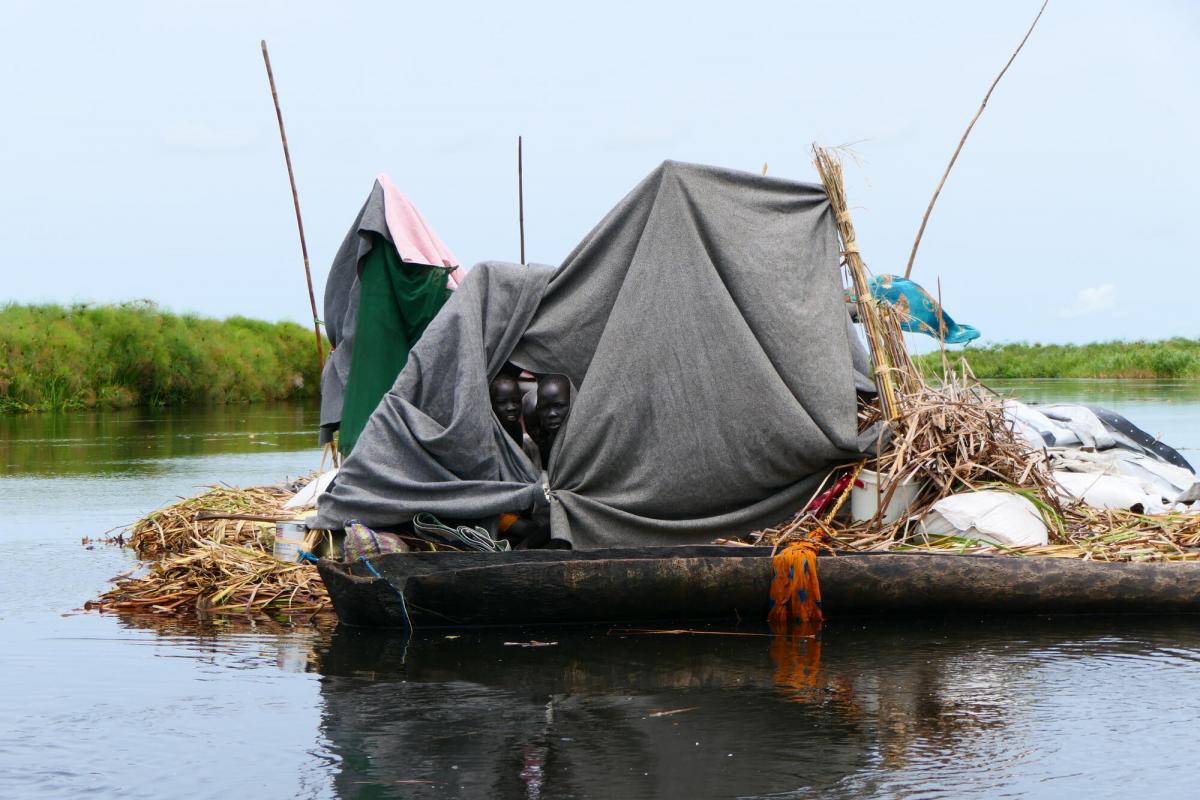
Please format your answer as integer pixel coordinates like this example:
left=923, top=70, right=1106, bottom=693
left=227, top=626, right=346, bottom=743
left=91, top=477, right=332, bottom=621
left=128, top=483, right=297, bottom=558
left=89, top=538, right=329, bottom=618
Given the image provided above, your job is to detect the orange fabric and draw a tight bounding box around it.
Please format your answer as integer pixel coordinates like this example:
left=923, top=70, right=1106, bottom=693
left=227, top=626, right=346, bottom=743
left=768, top=541, right=823, bottom=626
left=498, top=512, right=520, bottom=534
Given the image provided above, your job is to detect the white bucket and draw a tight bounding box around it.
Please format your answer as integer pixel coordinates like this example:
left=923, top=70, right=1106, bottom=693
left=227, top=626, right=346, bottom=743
left=274, top=520, right=309, bottom=563
left=850, top=469, right=923, bottom=525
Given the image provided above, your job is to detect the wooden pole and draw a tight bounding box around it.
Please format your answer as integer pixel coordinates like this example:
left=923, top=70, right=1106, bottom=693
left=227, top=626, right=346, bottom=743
left=518, top=135, right=526, bottom=265
left=903, top=0, right=1049, bottom=280
left=261, top=40, right=324, bottom=369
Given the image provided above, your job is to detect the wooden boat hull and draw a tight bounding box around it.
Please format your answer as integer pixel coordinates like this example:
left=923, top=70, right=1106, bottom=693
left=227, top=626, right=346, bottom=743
left=316, top=546, right=1200, bottom=629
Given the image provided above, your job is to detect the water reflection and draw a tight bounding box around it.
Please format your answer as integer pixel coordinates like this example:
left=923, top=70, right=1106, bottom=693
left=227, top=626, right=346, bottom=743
left=0, top=400, right=320, bottom=476
left=307, top=616, right=1200, bottom=799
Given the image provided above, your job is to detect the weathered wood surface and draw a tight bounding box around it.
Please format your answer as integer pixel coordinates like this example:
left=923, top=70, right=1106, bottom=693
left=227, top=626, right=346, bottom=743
left=316, top=547, right=1200, bottom=629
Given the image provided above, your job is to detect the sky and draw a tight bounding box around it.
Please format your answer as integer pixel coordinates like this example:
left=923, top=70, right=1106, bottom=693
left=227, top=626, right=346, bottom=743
left=2, top=0, right=1197, bottom=346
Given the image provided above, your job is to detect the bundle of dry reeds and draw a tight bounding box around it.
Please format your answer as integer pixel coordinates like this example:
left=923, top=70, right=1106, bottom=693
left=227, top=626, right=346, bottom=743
left=873, top=357, right=1056, bottom=518
left=90, top=477, right=332, bottom=621
left=813, top=146, right=902, bottom=420
left=128, top=482, right=306, bottom=558
left=758, top=357, right=1057, bottom=547
left=89, top=537, right=329, bottom=618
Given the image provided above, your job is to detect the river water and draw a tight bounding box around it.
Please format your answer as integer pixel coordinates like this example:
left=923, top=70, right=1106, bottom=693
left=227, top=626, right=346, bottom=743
left=2, top=383, right=1199, bottom=799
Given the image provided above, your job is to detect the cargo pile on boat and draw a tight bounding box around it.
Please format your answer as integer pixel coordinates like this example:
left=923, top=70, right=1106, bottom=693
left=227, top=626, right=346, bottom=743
left=752, top=324, right=1200, bottom=562
left=88, top=478, right=333, bottom=620
left=747, top=149, right=1200, bottom=562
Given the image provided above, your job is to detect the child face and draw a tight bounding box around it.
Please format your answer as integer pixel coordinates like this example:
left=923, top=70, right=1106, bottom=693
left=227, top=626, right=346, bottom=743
left=489, top=376, right=523, bottom=426
left=536, top=376, right=571, bottom=433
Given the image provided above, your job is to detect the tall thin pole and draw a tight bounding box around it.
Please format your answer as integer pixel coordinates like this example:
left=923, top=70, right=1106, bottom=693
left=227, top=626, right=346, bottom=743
left=903, top=0, right=1048, bottom=279
left=261, top=40, right=324, bottom=369
left=518, top=135, right=526, bottom=265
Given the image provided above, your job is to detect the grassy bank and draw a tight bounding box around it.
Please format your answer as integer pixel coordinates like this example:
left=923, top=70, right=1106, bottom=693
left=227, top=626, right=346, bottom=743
left=0, top=302, right=324, bottom=412
left=918, top=339, right=1200, bottom=379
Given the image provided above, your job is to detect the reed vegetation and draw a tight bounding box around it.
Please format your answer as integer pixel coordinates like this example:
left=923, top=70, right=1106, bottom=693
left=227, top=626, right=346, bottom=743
left=916, top=339, right=1200, bottom=380
left=0, top=302, right=324, bottom=413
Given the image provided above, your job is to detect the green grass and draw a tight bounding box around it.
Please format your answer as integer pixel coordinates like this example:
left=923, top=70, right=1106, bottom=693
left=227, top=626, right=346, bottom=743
left=916, top=338, right=1200, bottom=380
left=0, top=302, right=325, bottom=413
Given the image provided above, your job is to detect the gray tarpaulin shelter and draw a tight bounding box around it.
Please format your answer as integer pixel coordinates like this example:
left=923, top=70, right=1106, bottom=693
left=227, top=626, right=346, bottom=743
left=313, top=161, right=878, bottom=547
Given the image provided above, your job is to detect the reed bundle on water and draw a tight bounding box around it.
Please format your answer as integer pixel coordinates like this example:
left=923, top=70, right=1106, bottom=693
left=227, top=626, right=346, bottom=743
left=91, top=477, right=332, bottom=621
left=90, top=537, right=329, bottom=618
left=128, top=482, right=304, bottom=558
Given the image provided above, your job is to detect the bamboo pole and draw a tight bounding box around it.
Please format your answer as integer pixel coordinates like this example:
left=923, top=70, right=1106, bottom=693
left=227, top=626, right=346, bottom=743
left=261, top=40, right=325, bottom=369
left=903, top=1, right=1049, bottom=279
left=518, top=135, right=526, bottom=264
left=812, top=145, right=900, bottom=421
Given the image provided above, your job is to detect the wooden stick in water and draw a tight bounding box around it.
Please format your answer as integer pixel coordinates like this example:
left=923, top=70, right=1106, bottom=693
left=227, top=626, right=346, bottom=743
left=903, top=0, right=1049, bottom=279
left=261, top=40, right=325, bottom=369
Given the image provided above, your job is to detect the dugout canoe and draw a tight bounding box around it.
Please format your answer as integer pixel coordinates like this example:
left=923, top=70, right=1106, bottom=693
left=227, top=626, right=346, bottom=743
left=315, top=546, right=1200, bottom=628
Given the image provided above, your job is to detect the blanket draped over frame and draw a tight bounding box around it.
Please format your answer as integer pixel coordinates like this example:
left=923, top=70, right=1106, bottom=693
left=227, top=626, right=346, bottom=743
left=313, top=161, right=878, bottom=548
left=318, top=177, right=457, bottom=451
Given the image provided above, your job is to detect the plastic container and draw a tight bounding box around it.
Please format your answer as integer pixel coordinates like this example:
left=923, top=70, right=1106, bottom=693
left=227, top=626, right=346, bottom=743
left=850, top=469, right=923, bottom=524
left=274, top=520, right=309, bottom=563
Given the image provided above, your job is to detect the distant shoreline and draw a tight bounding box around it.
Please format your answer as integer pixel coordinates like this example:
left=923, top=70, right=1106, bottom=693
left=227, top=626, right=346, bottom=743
left=3, top=303, right=1194, bottom=414
left=916, top=339, right=1200, bottom=380
left=0, top=302, right=324, bottom=414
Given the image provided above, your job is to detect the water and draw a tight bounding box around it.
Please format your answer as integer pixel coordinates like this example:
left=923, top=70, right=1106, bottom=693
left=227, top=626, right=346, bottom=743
left=3, top=384, right=1200, bottom=799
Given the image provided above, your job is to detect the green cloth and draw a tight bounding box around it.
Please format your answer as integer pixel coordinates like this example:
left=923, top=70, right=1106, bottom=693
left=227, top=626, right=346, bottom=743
left=338, top=235, right=450, bottom=455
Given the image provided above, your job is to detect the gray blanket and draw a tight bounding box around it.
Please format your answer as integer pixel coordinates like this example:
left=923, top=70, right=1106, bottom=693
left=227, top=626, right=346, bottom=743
left=313, top=161, right=877, bottom=547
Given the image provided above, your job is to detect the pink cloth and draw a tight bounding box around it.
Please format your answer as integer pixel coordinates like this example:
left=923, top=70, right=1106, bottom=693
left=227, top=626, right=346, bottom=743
left=377, top=173, right=464, bottom=288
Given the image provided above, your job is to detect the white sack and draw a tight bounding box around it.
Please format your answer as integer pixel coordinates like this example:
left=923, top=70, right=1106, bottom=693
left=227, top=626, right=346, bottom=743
left=1049, top=448, right=1197, bottom=504
left=919, top=490, right=1049, bottom=547
left=1052, top=470, right=1170, bottom=514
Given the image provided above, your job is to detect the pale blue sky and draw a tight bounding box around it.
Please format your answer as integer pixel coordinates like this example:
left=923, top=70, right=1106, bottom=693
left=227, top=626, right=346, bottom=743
left=2, top=1, right=1196, bottom=345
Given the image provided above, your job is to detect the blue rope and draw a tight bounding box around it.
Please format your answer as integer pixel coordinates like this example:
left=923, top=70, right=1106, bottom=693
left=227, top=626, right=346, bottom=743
left=360, top=556, right=413, bottom=632
left=296, top=543, right=412, bottom=633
